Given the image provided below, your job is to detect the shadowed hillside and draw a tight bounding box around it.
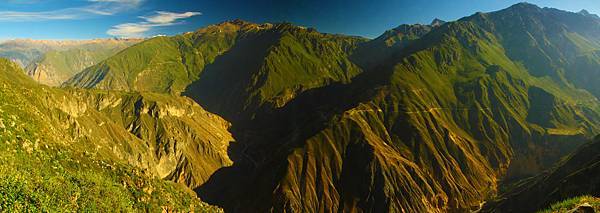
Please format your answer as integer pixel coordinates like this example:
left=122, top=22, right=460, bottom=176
left=482, top=135, right=600, bottom=212
left=196, top=4, right=600, bottom=212
left=65, top=20, right=366, bottom=122
left=60, top=3, right=600, bottom=212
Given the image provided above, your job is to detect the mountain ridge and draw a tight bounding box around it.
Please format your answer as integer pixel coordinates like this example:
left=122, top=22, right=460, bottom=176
left=193, top=3, right=600, bottom=212
left=0, top=38, right=142, bottom=86
left=9, top=2, right=600, bottom=212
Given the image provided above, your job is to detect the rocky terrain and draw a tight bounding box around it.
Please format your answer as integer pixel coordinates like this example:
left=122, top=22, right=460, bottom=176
left=1, top=2, right=599, bottom=212
left=0, top=58, right=226, bottom=211
left=61, top=3, right=600, bottom=212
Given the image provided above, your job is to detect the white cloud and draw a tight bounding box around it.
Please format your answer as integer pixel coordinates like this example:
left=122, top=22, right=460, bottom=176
left=0, top=11, right=77, bottom=21
left=0, top=0, right=143, bottom=21
left=107, top=11, right=201, bottom=38
left=141, top=11, right=201, bottom=24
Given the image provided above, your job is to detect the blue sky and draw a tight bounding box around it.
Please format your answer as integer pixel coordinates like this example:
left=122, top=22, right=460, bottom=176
left=0, top=0, right=599, bottom=40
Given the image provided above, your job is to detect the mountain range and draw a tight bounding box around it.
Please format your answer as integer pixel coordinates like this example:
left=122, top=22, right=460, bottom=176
left=0, top=39, right=141, bottom=86
left=0, top=2, right=599, bottom=212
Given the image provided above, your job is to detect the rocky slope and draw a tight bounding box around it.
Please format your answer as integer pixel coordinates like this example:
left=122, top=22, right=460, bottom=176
left=0, top=58, right=229, bottom=211
left=62, top=3, right=600, bottom=212
left=57, top=89, right=234, bottom=189
left=482, top=135, right=600, bottom=212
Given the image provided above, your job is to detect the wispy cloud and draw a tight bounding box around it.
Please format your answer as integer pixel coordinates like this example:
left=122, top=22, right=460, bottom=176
left=107, top=11, right=201, bottom=38
left=5, top=0, right=42, bottom=4
left=0, top=0, right=143, bottom=21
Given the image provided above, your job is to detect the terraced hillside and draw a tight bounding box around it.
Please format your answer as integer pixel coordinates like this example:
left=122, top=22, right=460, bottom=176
left=0, top=58, right=228, bottom=211
left=62, top=3, right=600, bottom=212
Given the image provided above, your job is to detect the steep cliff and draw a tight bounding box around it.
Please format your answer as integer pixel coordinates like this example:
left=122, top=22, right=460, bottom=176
left=0, top=58, right=228, bottom=211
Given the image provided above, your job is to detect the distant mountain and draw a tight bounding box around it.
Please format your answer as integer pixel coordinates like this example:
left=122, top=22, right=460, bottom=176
left=578, top=9, right=600, bottom=19
left=0, top=39, right=141, bottom=86
left=483, top=135, right=600, bottom=212
left=0, top=39, right=67, bottom=67
left=431, top=18, right=446, bottom=26
left=25, top=39, right=141, bottom=86
left=0, top=58, right=227, bottom=211
left=50, top=3, right=600, bottom=212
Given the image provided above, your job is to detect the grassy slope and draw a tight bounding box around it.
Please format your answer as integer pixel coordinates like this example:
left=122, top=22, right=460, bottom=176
left=538, top=196, right=600, bottom=213
left=185, top=23, right=365, bottom=120
left=65, top=21, right=367, bottom=121
left=0, top=58, right=226, bottom=211
left=63, top=22, right=247, bottom=94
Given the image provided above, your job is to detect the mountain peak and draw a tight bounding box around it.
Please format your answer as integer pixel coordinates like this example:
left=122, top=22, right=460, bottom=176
left=512, top=2, right=539, bottom=8
left=507, top=2, right=541, bottom=11
left=215, top=19, right=258, bottom=27
left=430, top=18, right=446, bottom=27
left=579, top=9, right=591, bottom=15
left=225, top=19, right=253, bottom=26
left=578, top=9, right=600, bottom=19
left=195, top=19, right=274, bottom=35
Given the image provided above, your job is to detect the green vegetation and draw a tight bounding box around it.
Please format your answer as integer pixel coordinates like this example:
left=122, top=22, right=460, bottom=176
left=63, top=23, right=243, bottom=94
left=5, top=3, right=600, bottom=213
left=65, top=21, right=367, bottom=120
left=538, top=196, right=600, bottom=213
left=0, top=58, right=224, bottom=211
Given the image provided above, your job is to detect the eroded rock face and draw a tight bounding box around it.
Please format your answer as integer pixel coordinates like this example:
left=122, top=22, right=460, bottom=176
left=13, top=84, right=234, bottom=190
left=0, top=58, right=226, bottom=211
left=0, top=58, right=234, bottom=195
left=52, top=90, right=234, bottom=189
